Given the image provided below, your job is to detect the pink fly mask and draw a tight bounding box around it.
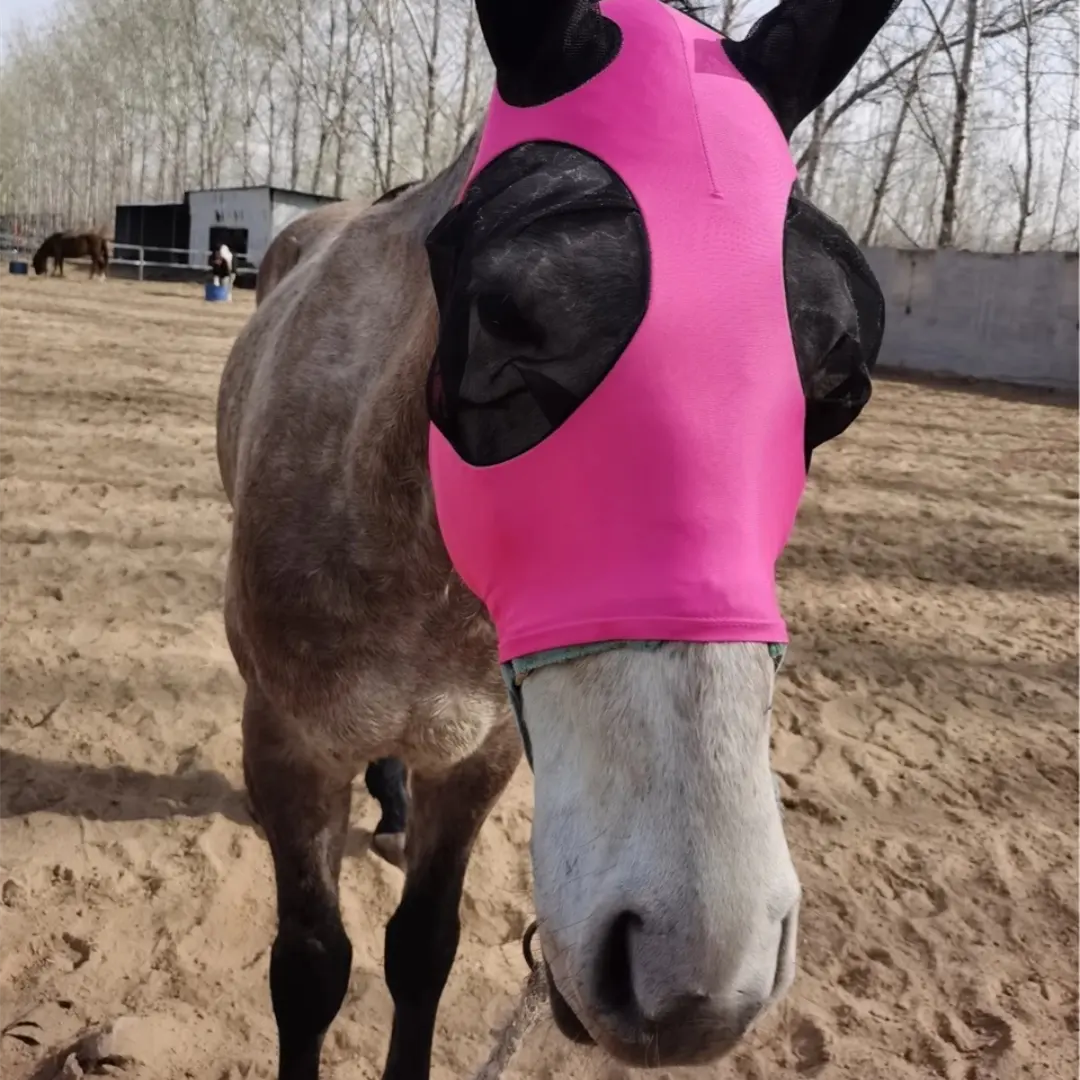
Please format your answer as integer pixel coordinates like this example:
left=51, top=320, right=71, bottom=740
left=425, top=0, right=891, bottom=665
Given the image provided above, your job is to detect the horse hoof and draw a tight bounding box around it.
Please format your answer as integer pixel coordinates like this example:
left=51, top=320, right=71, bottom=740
left=372, top=831, right=406, bottom=870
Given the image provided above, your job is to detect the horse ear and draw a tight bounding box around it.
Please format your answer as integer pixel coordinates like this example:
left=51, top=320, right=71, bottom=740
left=723, top=0, right=900, bottom=139
left=474, top=0, right=589, bottom=92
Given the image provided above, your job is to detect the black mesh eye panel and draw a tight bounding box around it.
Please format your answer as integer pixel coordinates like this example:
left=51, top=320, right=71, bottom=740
left=783, top=187, right=886, bottom=467
left=425, top=141, right=649, bottom=467
left=425, top=152, right=883, bottom=472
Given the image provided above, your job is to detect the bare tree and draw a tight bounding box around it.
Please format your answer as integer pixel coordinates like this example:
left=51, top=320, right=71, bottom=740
left=800, top=105, right=828, bottom=197
left=1048, top=46, right=1077, bottom=248
left=452, top=1, right=480, bottom=153
left=719, top=0, right=740, bottom=35
left=861, top=0, right=957, bottom=244
left=0, top=0, right=1075, bottom=255
left=1010, top=0, right=1036, bottom=251
left=935, top=0, right=984, bottom=246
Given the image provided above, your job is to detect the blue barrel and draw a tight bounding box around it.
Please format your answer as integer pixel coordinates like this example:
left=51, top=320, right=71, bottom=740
left=205, top=282, right=230, bottom=302
left=9, top=261, right=28, bottom=275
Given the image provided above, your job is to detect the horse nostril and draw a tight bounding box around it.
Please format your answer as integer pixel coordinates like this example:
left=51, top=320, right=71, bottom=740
left=595, top=910, right=642, bottom=1019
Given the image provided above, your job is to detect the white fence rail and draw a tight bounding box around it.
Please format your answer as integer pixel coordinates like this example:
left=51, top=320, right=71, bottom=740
left=2, top=235, right=255, bottom=281
left=107, top=244, right=255, bottom=281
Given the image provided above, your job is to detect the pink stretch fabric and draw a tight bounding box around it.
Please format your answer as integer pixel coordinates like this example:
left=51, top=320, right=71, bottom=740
left=429, top=0, right=806, bottom=663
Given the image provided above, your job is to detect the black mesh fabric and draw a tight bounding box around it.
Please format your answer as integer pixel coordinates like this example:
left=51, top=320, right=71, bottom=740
left=475, top=0, right=900, bottom=120
left=431, top=0, right=899, bottom=469
left=426, top=142, right=648, bottom=467
left=475, top=0, right=713, bottom=108
left=722, top=0, right=902, bottom=138
left=426, top=141, right=884, bottom=471
left=475, top=0, right=622, bottom=108
left=783, top=187, right=885, bottom=466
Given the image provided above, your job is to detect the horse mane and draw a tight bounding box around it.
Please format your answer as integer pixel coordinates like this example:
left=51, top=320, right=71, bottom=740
left=373, top=181, right=420, bottom=206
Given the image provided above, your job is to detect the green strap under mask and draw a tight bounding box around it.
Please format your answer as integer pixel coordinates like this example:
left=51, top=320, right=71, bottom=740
left=501, top=641, right=788, bottom=770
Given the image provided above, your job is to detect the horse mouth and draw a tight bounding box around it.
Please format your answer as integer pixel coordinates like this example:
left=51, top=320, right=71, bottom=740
left=544, top=962, right=595, bottom=1045
left=523, top=923, right=751, bottom=1066
left=523, top=921, right=594, bottom=1045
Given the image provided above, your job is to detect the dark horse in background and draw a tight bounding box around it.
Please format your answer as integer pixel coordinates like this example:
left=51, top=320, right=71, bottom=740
left=32, top=230, right=109, bottom=279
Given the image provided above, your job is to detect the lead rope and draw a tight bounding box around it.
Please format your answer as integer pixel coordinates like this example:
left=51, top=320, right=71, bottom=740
left=470, top=963, right=549, bottom=1080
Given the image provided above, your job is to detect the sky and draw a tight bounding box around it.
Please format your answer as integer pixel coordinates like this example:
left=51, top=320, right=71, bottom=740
left=1, top=0, right=57, bottom=52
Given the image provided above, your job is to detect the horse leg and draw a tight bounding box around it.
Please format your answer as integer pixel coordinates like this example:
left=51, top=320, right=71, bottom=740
left=364, top=758, right=408, bottom=869
left=381, top=719, right=521, bottom=1080
left=243, top=686, right=355, bottom=1080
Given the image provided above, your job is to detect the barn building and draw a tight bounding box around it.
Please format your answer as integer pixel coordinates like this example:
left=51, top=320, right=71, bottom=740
left=113, top=185, right=339, bottom=277
left=186, top=186, right=339, bottom=270
left=112, top=200, right=191, bottom=267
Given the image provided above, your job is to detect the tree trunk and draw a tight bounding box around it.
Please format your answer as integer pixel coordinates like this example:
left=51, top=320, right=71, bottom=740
left=289, top=4, right=305, bottom=190
left=137, top=107, right=149, bottom=203
left=1048, top=61, right=1076, bottom=248
left=1011, top=0, right=1035, bottom=252
left=937, top=0, right=984, bottom=248
left=268, top=93, right=278, bottom=185
left=800, top=105, right=827, bottom=197
left=719, top=0, right=739, bottom=34
left=312, top=128, right=330, bottom=193
left=420, top=0, right=442, bottom=177
left=860, top=1, right=954, bottom=246
left=453, top=2, right=476, bottom=153
left=87, top=111, right=99, bottom=224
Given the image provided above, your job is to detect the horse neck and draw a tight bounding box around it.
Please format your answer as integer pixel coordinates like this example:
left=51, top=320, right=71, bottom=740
left=345, top=132, right=481, bottom=566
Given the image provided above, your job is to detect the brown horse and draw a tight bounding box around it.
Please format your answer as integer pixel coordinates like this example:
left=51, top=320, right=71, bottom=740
left=32, top=230, right=109, bottom=279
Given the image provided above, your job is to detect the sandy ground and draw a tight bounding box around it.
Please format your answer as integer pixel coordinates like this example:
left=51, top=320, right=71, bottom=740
left=1, top=276, right=1076, bottom=1080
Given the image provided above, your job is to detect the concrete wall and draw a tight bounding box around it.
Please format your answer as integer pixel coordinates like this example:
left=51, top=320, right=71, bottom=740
left=862, top=248, right=1078, bottom=391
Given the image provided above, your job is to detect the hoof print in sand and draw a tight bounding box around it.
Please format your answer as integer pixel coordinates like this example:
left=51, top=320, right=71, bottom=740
left=790, top=1015, right=830, bottom=1075
left=22, top=1016, right=156, bottom=1080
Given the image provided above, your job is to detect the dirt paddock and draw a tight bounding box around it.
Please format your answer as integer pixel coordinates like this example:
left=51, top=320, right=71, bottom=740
left=1, top=277, right=1076, bottom=1080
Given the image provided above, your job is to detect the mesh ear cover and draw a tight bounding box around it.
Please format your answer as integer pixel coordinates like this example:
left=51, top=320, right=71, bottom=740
left=722, top=0, right=902, bottom=138
left=783, top=188, right=885, bottom=466
left=718, top=0, right=896, bottom=463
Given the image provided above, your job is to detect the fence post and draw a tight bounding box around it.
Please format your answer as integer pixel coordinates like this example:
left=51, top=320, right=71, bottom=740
left=138, top=246, right=144, bottom=282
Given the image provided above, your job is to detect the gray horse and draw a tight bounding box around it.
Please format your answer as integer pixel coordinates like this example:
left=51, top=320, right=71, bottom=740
left=216, top=0, right=895, bottom=1078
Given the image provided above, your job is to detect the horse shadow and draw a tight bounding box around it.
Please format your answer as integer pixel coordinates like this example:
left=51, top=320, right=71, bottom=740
left=0, top=746, right=249, bottom=824
left=0, top=748, right=382, bottom=861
